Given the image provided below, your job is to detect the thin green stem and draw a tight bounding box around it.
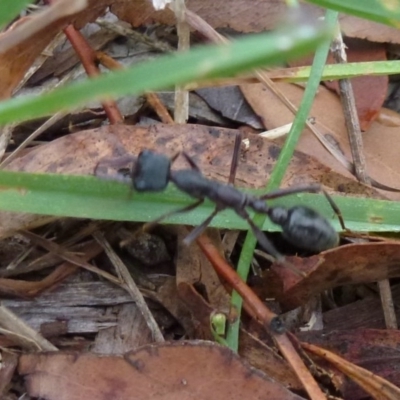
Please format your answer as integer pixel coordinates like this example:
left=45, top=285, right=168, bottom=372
left=226, top=9, right=339, bottom=351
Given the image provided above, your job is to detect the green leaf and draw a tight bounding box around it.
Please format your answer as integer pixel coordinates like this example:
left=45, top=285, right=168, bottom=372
left=0, top=15, right=332, bottom=125
left=0, top=170, right=399, bottom=233
left=305, top=0, right=400, bottom=27
left=0, top=0, right=34, bottom=30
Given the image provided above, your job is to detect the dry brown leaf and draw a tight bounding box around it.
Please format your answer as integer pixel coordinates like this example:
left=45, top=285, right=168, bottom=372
left=326, top=40, right=388, bottom=131
left=0, top=0, right=113, bottom=98
left=0, top=351, right=18, bottom=397
left=303, top=338, right=400, bottom=400
left=176, top=227, right=230, bottom=311
left=19, top=341, right=305, bottom=400
left=300, top=329, right=400, bottom=399
left=111, top=0, right=400, bottom=43
left=241, top=82, right=400, bottom=200
left=290, top=39, right=388, bottom=131
left=0, top=265, right=76, bottom=298
left=272, top=242, right=400, bottom=310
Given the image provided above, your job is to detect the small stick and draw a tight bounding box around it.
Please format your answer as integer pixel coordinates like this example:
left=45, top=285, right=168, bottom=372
left=0, top=304, right=57, bottom=351
left=93, top=232, right=165, bottom=343
left=331, top=27, right=397, bottom=330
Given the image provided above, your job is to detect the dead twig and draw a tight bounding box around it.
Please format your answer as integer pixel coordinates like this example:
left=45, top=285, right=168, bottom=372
left=93, top=231, right=165, bottom=343
left=196, top=234, right=327, bottom=400
left=331, top=27, right=397, bottom=330
left=0, top=304, right=57, bottom=351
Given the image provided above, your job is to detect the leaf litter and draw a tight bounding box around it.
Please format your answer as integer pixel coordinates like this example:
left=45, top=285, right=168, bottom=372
left=1, top=1, right=400, bottom=400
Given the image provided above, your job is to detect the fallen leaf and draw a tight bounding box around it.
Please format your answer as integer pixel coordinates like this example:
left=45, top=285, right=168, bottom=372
left=241, top=82, right=400, bottom=200
left=273, top=242, right=400, bottom=310
left=0, top=0, right=115, bottom=98
left=299, top=329, right=400, bottom=400
left=19, top=341, right=305, bottom=400
left=302, top=333, right=400, bottom=400
left=0, top=351, right=18, bottom=397
left=111, top=0, right=400, bottom=43
left=290, top=38, right=388, bottom=130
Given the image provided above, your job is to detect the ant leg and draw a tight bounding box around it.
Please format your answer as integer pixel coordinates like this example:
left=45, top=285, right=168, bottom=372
left=94, top=154, right=137, bottom=185
left=182, top=207, right=221, bottom=245
left=228, top=132, right=242, bottom=185
left=239, top=210, right=284, bottom=261
left=143, top=199, right=204, bottom=231
left=237, top=209, right=305, bottom=277
left=259, top=184, right=321, bottom=200
left=259, top=184, right=346, bottom=230
left=180, top=152, right=201, bottom=172
left=321, top=189, right=346, bottom=230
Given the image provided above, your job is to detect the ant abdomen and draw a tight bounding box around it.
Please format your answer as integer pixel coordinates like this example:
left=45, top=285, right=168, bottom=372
left=269, top=206, right=339, bottom=253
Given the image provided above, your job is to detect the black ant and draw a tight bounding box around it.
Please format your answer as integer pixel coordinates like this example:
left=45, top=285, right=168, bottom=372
left=94, top=134, right=345, bottom=263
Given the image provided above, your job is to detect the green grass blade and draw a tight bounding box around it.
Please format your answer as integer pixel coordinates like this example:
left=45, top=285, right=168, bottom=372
left=0, top=170, right=399, bottom=232
left=226, top=9, right=339, bottom=351
left=0, top=17, right=332, bottom=125
left=0, top=0, right=34, bottom=30
left=305, top=0, right=400, bottom=27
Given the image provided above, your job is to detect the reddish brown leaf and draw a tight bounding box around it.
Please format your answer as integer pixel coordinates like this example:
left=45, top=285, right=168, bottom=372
left=19, top=342, right=304, bottom=400
left=111, top=0, right=400, bottom=43
left=0, top=0, right=112, bottom=99
left=299, top=329, right=400, bottom=398
left=0, top=351, right=18, bottom=397
left=241, top=82, right=400, bottom=201
left=290, top=39, right=388, bottom=131
left=273, top=242, right=400, bottom=310
left=303, top=335, right=400, bottom=400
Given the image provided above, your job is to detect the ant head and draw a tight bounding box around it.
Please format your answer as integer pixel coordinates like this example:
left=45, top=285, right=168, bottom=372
left=133, top=150, right=171, bottom=192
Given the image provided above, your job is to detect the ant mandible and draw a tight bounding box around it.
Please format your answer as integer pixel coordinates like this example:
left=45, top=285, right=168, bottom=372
left=95, top=134, right=345, bottom=262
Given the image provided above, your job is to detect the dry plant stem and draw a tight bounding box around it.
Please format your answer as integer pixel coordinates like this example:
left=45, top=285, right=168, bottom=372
left=302, top=341, right=400, bottom=399
left=0, top=111, right=67, bottom=167
left=378, top=278, right=398, bottom=329
left=1, top=62, right=86, bottom=167
left=331, top=29, right=397, bottom=330
left=146, top=92, right=175, bottom=124
left=62, top=24, right=123, bottom=124
left=330, top=31, right=369, bottom=183
left=96, top=18, right=174, bottom=53
left=20, top=230, right=122, bottom=286
left=14, top=32, right=65, bottom=93
left=0, top=304, right=57, bottom=351
left=0, top=0, right=87, bottom=54
left=0, top=124, right=15, bottom=161
left=93, top=232, right=165, bottom=343
left=171, top=0, right=190, bottom=123
left=95, top=51, right=173, bottom=124
left=196, top=234, right=326, bottom=400
left=184, top=9, right=358, bottom=181
left=17, top=238, right=111, bottom=298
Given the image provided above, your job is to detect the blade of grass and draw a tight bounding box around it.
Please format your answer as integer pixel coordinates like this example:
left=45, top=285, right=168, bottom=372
left=279, top=61, right=400, bottom=83
left=305, top=0, right=400, bottom=27
left=226, top=9, right=339, bottom=351
left=0, top=0, right=34, bottom=30
left=0, top=16, right=332, bottom=125
left=0, top=171, right=398, bottom=232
